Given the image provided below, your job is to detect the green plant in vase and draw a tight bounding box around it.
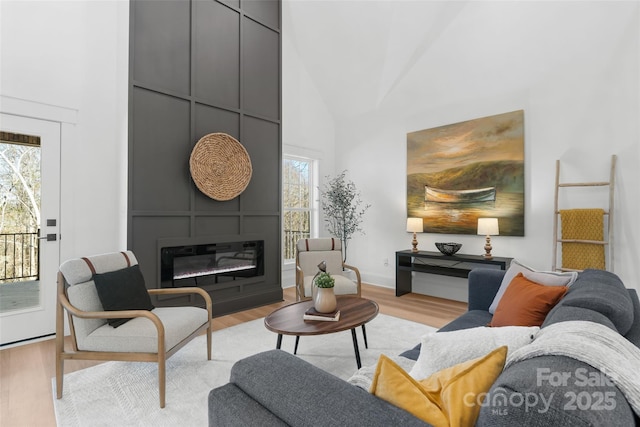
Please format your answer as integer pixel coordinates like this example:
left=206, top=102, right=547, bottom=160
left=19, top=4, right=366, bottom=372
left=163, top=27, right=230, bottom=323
left=314, top=272, right=335, bottom=288
left=313, top=272, right=337, bottom=313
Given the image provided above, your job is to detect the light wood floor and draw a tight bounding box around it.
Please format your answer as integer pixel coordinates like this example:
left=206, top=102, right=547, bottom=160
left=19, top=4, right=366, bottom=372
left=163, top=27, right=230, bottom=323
left=0, top=284, right=467, bottom=426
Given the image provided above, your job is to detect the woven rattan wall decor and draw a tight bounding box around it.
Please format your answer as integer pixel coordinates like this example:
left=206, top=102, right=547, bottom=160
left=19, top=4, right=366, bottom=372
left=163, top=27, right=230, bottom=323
left=189, top=133, right=253, bottom=201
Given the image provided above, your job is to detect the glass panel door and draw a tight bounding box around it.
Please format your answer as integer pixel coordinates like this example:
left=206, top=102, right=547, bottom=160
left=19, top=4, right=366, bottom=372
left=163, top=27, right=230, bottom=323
left=0, top=114, right=60, bottom=346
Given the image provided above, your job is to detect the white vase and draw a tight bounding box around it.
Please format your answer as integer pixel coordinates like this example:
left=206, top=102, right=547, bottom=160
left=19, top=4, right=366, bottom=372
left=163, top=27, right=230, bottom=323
left=314, top=287, right=337, bottom=313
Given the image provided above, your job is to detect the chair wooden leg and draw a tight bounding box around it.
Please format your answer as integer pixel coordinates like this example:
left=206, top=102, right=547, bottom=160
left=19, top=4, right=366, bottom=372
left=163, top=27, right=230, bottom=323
left=206, top=324, right=212, bottom=360
left=55, top=279, right=65, bottom=399
left=159, top=355, right=166, bottom=408
left=55, top=352, right=64, bottom=399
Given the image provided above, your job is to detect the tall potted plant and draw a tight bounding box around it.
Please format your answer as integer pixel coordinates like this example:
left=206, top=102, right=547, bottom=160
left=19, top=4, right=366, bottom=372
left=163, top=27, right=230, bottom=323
left=320, top=170, right=371, bottom=263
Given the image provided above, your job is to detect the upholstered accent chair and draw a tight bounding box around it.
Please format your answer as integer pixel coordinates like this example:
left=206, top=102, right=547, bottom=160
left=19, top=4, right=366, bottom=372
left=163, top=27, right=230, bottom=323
left=55, top=251, right=212, bottom=408
left=295, top=238, right=362, bottom=301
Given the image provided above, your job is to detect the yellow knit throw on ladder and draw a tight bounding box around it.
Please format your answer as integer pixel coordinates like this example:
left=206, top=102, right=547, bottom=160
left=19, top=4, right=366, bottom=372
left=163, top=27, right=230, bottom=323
left=560, top=209, right=605, bottom=270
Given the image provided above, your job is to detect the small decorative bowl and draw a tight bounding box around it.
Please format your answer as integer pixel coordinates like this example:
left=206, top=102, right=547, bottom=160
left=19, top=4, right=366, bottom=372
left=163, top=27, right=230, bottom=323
left=435, top=242, right=462, bottom=256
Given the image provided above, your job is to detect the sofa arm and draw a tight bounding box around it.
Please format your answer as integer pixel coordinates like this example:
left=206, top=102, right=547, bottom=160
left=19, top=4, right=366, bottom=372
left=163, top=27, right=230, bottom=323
left=228, top=350, right=431, bottom=427
left=468, top=268, right=505, bottom=311
left=477, top=356, right=636, bottom=426
left=209, top=383, right=289, bottom=427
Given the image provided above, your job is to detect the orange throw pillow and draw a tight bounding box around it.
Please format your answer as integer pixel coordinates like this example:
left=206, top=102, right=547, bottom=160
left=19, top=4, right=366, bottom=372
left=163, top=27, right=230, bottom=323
left=490, top=272, right=567, bottom=327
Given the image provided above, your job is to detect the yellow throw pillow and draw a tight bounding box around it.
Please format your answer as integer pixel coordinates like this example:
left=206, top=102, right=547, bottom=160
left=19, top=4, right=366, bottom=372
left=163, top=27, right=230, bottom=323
left=370, top=346, right=508, bottom=427
left=370, top=354, right=448, bottom=426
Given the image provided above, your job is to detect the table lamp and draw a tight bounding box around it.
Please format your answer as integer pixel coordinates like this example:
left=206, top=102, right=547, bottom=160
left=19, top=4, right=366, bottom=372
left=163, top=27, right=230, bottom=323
left=477, top=218, right=499, bottom=259
left=406, top=218, right=424, bottom=252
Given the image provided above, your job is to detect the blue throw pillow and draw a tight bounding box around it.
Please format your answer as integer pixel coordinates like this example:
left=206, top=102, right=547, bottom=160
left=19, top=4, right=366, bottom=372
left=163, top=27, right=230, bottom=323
left=93, top=264, right=154, bottom=328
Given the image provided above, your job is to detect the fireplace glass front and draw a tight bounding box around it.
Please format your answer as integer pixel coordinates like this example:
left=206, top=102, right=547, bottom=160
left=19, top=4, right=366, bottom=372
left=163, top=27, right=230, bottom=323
left=160, top=240, right=264, bottom=288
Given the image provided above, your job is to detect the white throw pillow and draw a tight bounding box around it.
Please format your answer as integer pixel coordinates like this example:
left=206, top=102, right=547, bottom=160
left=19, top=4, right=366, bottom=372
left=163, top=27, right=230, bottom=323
left=408, top=325, right=539, bottom=381
left=488, top=259, right=578, bottom=314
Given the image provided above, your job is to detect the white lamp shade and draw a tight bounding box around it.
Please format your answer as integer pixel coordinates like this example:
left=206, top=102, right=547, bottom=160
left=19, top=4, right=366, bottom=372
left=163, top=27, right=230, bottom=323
left=477, top=218, right=499, bottom=235
left=406, top=217, right=423, bottom=233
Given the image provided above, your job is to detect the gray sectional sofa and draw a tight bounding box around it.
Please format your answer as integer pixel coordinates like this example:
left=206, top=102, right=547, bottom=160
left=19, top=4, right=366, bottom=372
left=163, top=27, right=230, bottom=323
left=208, top=269, right=640, bottom=426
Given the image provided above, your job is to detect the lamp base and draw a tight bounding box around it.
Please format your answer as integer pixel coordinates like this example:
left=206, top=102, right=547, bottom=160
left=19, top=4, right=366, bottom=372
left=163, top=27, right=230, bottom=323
left=411, top=232, right=419, bottom=252
left=483, top=235, right=493, bottom=259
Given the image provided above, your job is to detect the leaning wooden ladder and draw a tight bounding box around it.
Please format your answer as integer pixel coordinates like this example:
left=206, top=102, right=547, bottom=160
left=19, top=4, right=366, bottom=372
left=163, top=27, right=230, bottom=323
left=552, top=155, right=616, bottom=272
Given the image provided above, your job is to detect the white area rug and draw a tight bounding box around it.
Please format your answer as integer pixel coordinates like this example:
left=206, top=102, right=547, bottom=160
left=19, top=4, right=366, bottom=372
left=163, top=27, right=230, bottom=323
left=53, top=314, right=434, bottom=427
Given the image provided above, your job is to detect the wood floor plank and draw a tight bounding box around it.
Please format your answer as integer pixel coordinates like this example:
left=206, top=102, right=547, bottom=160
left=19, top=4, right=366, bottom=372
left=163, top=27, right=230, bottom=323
left=0, top=284, right=466, bottom=425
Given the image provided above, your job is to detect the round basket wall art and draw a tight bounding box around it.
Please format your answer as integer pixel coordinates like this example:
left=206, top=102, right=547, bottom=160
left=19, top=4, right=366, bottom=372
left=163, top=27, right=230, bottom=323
left=189, top=132, right=253, bottom=201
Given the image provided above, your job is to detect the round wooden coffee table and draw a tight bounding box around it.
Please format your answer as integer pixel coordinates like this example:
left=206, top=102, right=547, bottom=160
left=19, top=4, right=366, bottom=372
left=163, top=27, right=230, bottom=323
left=264, top=296, right=379, bottom=369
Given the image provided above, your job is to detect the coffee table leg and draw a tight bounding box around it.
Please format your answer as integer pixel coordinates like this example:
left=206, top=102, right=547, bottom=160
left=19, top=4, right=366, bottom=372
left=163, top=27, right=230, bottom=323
left=362, top=324, right=368, bottom=349
left=276, top=334, right=283, bottom=349
left=294, top=336, right=300, bottom=355
left=351, top=328, right=362, bottom=369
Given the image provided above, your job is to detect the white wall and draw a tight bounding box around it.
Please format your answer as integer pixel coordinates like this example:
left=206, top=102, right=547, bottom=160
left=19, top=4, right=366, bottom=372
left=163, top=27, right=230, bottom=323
left=336, top=2, right=640, bottom=298
left=282, top=4, right=336, bottom=287
left=0, top=0, right=129, bottom=262
left=284, top=1, right=640, bottom=298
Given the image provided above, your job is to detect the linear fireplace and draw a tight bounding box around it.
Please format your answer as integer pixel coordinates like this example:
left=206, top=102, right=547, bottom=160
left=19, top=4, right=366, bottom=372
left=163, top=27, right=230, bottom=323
left=160, top=240, right=264, bottom=288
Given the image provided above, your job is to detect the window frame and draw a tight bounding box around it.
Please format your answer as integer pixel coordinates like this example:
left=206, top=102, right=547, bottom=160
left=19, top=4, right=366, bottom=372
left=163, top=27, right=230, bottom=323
left=282, top=154, right=318, bottom=265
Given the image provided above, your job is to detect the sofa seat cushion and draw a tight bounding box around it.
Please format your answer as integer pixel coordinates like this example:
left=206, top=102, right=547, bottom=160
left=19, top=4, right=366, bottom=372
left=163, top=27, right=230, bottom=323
left=79, top=306, right=208, bottom=353
left=302, top=274, right=358, bottom=298
left=439, top=310, right=493, bottom=333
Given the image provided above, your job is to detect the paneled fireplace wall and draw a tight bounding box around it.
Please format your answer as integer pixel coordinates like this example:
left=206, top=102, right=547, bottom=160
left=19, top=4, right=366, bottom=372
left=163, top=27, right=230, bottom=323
left=128, top=0, right=283, bottom=315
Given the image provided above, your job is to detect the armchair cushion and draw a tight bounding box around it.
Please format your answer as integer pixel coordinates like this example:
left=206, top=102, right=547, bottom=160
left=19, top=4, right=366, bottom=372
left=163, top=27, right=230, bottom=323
left=296, top=238, right=345, bottom=275
left=302, top=274, right=358, bottom=298
left=66, top=281, right=109, bottom=343
left=295, top=238, right=361, bottom=300
left=93, top=265, right=154, bottom=327
left=80, top=306, right=209, bottom=353
left=60, top=251, right=145, bottom=347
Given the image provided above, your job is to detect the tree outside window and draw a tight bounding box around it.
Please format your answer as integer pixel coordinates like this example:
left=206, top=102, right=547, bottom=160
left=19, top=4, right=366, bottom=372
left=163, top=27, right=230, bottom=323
left=0, top=135, right=41, bottom=281
left=283, top=157, right=315, bottom=262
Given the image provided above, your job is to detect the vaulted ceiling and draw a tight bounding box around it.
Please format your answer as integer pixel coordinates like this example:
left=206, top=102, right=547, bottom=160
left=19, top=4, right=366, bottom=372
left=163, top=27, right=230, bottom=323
left=284, top=1, right=636, bottom=122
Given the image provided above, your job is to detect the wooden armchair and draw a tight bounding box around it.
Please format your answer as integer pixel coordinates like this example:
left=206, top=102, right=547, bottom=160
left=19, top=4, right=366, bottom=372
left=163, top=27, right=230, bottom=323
left=295, top=238, right=361, bottom=301
left=55, top=251, right=212, bottom=408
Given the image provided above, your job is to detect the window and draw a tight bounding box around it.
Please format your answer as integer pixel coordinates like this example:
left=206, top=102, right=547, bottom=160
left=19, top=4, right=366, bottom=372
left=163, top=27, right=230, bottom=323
left=283, top=156, right=316, bottom=262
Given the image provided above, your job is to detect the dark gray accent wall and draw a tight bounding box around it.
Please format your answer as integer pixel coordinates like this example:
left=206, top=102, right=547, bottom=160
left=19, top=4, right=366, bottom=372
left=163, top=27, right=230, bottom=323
left=128, top=0, right=282, bottom=316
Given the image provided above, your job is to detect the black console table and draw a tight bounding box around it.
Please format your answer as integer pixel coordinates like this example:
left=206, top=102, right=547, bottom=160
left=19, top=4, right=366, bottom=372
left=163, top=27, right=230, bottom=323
left=395, top=250, right=512, bottom=297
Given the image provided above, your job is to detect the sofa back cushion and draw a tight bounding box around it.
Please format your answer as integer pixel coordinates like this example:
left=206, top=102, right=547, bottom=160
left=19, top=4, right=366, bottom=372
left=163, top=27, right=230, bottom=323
left=543, top=269, right=634, bottom=336
left=488, top=259, right=577, bottom=314
left=622, top=289, right=640, bottom=347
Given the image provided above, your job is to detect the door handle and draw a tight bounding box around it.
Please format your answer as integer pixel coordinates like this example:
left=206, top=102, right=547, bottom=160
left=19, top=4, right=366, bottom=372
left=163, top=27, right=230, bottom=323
left=38, top=234, right=57, bottom=242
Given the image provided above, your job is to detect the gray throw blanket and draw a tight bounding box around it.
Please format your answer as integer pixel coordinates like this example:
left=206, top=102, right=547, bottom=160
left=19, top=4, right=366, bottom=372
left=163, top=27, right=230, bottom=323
left=506, top=320, right=640, bottom=417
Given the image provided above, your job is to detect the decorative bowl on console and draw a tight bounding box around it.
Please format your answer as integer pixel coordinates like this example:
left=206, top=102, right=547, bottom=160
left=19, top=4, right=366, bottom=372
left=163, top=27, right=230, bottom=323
left=435, top=242, right=462, bottom=256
